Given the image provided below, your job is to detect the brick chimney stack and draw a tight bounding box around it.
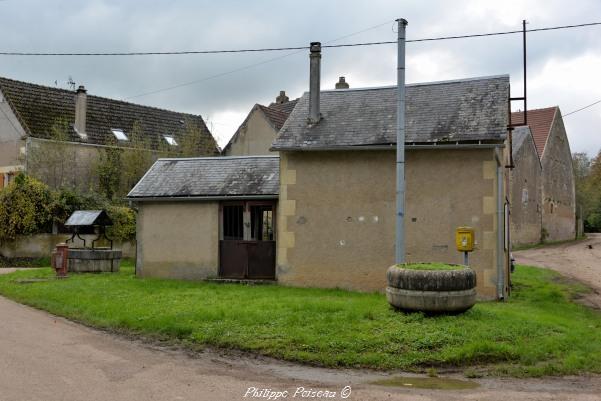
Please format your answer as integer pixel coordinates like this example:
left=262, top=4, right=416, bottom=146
left=335, top=76, right=349, bottom=89
left=74, top=85, right=87, bottom=139
left=275, top=90, right=289, bottom=104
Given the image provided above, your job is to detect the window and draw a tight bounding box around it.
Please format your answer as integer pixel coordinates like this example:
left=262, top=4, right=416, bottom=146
left=251, top=206, right=274, bottom=241
left=163, top=135, right=178, bottom=146
left=223, top=205, right=244, bottom=240
left=111, top=128, right=128, bottom=141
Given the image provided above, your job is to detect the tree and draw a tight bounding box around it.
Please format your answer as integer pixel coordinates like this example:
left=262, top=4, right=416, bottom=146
left=574, top=150, right=601, bottom=232
left=95, top=138, right=122, bottom=201
left=26, top=118, right=78, bottom=189
left=120, top=121, right=154, bottom=196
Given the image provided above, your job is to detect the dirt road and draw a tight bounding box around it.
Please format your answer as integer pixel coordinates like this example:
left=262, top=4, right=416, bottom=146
left=513, top=233, right=601, bottom=308
left=1, top=292, right=601, bottom=401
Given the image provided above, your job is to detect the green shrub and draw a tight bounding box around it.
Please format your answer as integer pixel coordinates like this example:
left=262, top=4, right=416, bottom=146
left=0, top=174, right=136, bottom=242
left=0, top=174, right=54, bottom=242
left=106, top=205, right=136, bottom=241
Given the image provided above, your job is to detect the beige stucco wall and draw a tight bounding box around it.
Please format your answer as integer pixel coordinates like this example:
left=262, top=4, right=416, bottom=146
left=25, top=137, right=100, bottom=190
left=0, top=89, right=26, bottom=180
left=510, top=136, right=542, bottom=246
left=136, top=201, right=219, bottom=280
left=277, top=149, right=503, bottom=300
left=541, top=115, right=576, bottom=241
left=224, top=108, right=279, bottom=156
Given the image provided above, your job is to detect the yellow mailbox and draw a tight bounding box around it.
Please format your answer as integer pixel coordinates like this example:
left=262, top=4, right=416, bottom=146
left=455, top=227, right=475, bottom=252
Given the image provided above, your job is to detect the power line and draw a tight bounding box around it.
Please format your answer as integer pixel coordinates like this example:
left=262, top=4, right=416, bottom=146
left=124, top=20, right=601, bottom=100
left=563, top=99, right=601, bottom=117
left=125, top=20, right=394, bottom=100
left=1, top=21, right=600, bottom=56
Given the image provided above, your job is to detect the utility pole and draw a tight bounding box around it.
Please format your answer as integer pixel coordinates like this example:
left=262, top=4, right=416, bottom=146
left=396, top=18, right=408, bottom=264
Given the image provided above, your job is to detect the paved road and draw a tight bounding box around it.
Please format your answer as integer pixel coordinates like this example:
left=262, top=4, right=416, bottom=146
left=514, top=233, right=601, bottom=308
left=1, top=276, right=601, bottom=400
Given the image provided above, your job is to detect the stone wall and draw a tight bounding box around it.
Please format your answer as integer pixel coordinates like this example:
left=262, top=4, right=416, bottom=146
left=0, top=234, right=135, bottom=259
left=510, top=130, right=543, bottom=246
left=277, top=148, right=505, bottom=300
left=541, top=114, right=576, bottom=241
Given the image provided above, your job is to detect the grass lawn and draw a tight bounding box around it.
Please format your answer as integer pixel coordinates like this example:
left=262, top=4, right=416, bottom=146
left=395, top=262, right=467, bottom=271
left=0, top=262, right=600, bottom=377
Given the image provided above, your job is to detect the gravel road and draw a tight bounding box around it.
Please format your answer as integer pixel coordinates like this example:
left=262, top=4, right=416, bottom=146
left=514, top=233, right=601, bottom=308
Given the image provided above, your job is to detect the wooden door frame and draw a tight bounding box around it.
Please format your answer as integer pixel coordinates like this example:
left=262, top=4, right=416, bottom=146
left=218, top=199, right=277, bottom=278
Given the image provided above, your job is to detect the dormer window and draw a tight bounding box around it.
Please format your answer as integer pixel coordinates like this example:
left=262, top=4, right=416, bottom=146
left=111, top=128, right=128, bottom=141
left=163, top=135, right=178, bottom=146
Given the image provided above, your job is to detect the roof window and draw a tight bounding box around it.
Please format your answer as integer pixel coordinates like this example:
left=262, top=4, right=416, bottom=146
left=111, top=128, right=128, bottom=141
left=163, top=135, right=178, bottom=146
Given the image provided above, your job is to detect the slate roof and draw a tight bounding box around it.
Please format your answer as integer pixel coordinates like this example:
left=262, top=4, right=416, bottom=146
left=511, top=106, right=558, bottom=158
left=511, top=125, right=542, bottom=163
left=271, top=75, right=510, bottom=150
left=64, top=210, right=112, bottom=227
left=127, top=156, right=279, bottom=199
left=0, top=76, right=218, bottom=153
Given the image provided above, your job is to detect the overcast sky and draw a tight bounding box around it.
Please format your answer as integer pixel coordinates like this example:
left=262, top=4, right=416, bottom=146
left=0, top=0, right=600, bottom=155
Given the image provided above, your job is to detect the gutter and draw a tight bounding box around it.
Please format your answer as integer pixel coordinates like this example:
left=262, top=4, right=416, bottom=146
left=127, top=194, right=279, bottom=203
left=495, top=149, right=505, bottom=300
left=270, top=142, right=505, bottom=152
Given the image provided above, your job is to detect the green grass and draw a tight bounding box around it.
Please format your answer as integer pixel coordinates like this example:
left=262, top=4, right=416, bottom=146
left=512, top=236, right=588, bottom=251
left=1, top=262, right=600, bottom=377
left=0, top=256, right=50, bottom=268
left=396, top=262, right=467, bottom=271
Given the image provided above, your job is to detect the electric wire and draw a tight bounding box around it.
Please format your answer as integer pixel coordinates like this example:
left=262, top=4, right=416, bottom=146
left=0, top=22, right=599, bottom=56
left=563, top=99, right=601, bottom=117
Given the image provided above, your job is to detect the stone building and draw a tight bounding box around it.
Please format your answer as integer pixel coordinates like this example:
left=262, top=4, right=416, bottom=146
left=130, top=73, right=513, bottom=300
left=222, top=91, right=297, bottom=156
left=509, top=126, right=543, bottom=246
left=511, top=107, right=576, bottom=242
left=0, top=76, right=218, bottom=190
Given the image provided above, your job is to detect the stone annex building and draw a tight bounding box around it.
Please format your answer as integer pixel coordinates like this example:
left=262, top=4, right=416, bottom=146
left=510, top=107, right=576, bottom=245
left=129, top=43, right=515, bottom=301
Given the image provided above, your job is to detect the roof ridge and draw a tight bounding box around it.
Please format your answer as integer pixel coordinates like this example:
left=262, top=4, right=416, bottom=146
left=0, top=75, right=204, bottom=119
left=511, top=106, right=559, bottom=114
left=317, top=74, right=510, bottom=94
left=158, top=155, right=279, bottom=161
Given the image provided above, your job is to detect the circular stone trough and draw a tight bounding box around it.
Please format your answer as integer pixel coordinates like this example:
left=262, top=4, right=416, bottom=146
left=386, top=264, right=476, bottom=313
left=67, top=249, right=122, bottom=273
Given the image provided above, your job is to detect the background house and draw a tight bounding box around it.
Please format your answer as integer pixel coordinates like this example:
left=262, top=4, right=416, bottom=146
left=512, top=107, right=576, bottom=242
left=0, top=76, right=218, bottom=191
left=509, top=126, right=543, bottom=246
left=222, top=91, right=297, bottom=156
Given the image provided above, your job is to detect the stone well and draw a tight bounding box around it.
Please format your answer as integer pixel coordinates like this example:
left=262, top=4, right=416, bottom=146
left=67, top=249, right=122, bottom=273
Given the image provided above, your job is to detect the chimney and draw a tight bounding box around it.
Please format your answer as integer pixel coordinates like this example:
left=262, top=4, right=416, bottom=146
left=275, top=90, right=289, bottom=104
left=308, top=42, right=321, bottom=124
left=335, top=76, right=349, bottom=89
left=74, top=85, right=87, bottom=138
